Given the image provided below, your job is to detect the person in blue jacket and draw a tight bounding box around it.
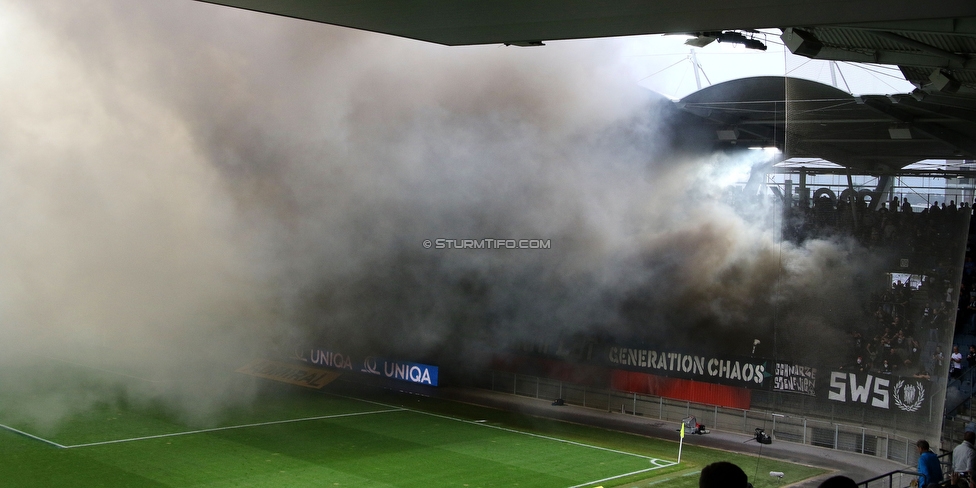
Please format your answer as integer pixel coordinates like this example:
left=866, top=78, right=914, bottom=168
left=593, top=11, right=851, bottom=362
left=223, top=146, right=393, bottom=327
left=916, top=439, right=944, bottom=487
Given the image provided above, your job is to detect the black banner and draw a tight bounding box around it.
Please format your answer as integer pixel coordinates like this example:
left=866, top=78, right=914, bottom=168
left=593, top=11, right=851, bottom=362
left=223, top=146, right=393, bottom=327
left=772, top=362, right=817, bottom=396
left=823, top=371, right=929, bottom=413
left=603, top=345, right=824, bottom=394
left=605, top=346, right=772, bottom=389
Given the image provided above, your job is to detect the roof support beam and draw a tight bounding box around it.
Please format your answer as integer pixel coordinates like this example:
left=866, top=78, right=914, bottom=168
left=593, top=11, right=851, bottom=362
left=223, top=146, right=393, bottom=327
left=781, top=28, right=976, bottom=69
left=894, top=99, right=976, bottom=124
left=836, top=18, right=976, bottom=36
left=785, top=139, right=862, bottom=168
left=860, top=98, right=976, bottom=157
left=870, top=31, right=970, bottom=68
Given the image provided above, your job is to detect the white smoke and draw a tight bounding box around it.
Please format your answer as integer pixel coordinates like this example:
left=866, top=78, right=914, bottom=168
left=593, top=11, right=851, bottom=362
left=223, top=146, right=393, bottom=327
left=0, top=0, right=884, bottom=428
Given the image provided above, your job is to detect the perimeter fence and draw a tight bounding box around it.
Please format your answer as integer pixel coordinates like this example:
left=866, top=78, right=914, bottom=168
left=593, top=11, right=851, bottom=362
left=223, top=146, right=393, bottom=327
left=482, top=370, right=925, bottom=480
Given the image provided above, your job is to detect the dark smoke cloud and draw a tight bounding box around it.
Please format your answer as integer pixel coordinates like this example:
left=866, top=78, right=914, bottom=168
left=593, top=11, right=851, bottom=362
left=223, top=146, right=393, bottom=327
left=0, top=0, right=885, bottom=426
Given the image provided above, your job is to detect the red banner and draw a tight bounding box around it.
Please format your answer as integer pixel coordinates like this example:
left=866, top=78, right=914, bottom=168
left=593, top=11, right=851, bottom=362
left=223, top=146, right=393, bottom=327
left=611, top=369, right=752, bottom=409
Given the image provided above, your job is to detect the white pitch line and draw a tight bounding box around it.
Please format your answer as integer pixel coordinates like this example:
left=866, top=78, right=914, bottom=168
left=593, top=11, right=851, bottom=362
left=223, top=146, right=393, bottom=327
left=646, top=470, right=701, bottom=486
left=416, top=407, right=672, bottom=462
left=63, top=408, right=405, bottom=449
left=0, top=423, right=68, bottom=449
left=320, top=390, right=680, bottom=485
left=567, top=463, right=677, bottom=488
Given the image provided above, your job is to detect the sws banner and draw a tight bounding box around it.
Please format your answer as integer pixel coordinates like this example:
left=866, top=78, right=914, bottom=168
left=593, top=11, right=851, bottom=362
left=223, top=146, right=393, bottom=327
left=824, top=371, right=928, bottom=413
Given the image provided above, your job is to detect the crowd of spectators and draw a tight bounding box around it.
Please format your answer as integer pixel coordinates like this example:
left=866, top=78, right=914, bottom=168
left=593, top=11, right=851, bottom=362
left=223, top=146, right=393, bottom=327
left=697, top=192, right=975, bottom=488
left=784, top=192, right=975, bottom=378
left=842, top=273, right=965, bottom=378
left=845, top=287, right=928, bottom=378
left=784, top=194, right=971, bottom=262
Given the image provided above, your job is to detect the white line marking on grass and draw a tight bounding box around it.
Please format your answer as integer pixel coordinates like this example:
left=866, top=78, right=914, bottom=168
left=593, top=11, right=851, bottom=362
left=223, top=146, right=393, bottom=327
left=320, top=391, right=679, bottom=487
left=0, top=423, right=68, bottom=449
left=567, top=464, right=676, bottom=488
left=62, top=408, right=405, bottom=449
left=415, top=407, right=678, bottom=464
left=646, top=471, right=700, bottom=486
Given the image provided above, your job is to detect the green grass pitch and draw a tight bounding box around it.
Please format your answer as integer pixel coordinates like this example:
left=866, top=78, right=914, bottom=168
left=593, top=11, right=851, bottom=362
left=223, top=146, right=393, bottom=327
left=0, top=365, right=825, bottom=487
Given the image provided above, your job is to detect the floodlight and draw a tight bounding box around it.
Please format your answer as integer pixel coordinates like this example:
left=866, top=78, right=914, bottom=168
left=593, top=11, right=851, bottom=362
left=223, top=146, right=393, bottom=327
left=929, top=69, right=960, bottom=93
left=781, top=28, right=823, bottom=57
left=685, top=34, right=717, bottom=48
left=717, top=30, right=766, bottom=51
left=716, top=128, right=739, bottom=141
left=748, top=146, right=781, bottom=155
left=889, top=126, right=912, bottom=140
left=686, top=30, right=766, bottom=50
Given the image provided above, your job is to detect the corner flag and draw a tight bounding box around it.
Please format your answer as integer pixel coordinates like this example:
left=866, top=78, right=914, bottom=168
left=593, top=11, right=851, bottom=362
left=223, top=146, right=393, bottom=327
left=678, top=422, right=685, bottom=463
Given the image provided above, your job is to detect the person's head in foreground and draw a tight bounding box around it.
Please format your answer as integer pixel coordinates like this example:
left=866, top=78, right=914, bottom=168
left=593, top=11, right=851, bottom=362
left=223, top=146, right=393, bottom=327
left=818, top=475, right=858, bottom=488
left=699, top=461, right=750, bottom=488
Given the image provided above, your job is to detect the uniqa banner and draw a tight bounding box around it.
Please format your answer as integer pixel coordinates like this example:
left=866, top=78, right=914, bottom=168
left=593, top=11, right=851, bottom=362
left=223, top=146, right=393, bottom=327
left=304, top=348, right=355, bottom=370
left=823, top=371, right=928, bottom=413
left=360, top=357, right=439, bottom=386
left=298, top=348, right=440, bottom=387
left=605, top=346, right=771, bottom=389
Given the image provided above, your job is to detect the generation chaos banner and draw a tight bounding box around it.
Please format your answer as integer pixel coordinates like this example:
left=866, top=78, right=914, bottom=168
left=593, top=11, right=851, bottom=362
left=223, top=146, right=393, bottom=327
left=604, top=345, right=819, bottom=394
left=605, top=346, right=771, bottom=389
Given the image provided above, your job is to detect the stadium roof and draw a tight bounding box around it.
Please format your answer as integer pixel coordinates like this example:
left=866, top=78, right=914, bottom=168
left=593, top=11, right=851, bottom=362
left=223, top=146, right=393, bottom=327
left=195, top=1, right=975, bottom=48
left=676, top=76, right=976, bottom=173
left=195, top=1, right=976, bottom=171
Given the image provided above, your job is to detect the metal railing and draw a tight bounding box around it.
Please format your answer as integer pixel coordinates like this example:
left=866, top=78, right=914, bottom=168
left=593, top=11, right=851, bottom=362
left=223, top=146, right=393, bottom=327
left=479, top=370, right=976, bottom=487
left=857, top=452, right=952, bottom=488
left=858, top=469, right=923, bottom=488
left=484, top=371, right=925, bottom=464
left=944, top=364, right=976, bottom=417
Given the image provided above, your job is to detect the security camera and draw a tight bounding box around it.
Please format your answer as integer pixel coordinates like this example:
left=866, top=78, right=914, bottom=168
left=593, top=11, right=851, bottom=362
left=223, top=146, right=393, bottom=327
left=770, top=471, right=785, bottom=479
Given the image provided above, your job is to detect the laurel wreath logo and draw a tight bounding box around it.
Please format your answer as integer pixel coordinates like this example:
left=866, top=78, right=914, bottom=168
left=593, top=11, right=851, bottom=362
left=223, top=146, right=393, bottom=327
left=893, top=380, right=925, bottom=412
